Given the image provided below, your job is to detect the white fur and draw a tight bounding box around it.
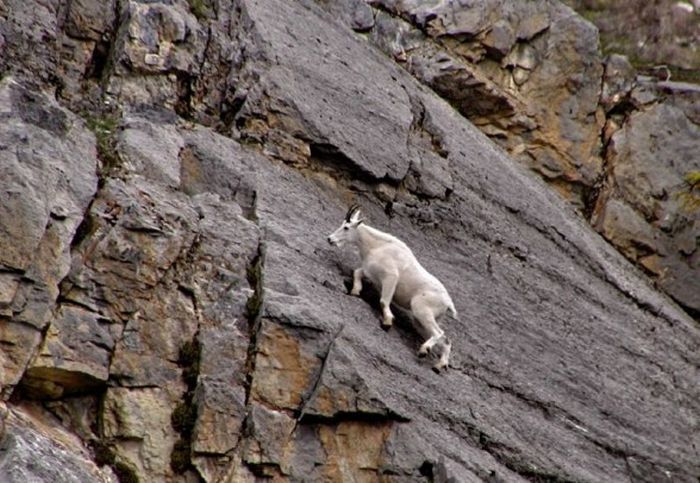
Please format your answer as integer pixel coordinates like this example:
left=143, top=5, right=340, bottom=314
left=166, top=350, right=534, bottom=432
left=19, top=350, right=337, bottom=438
left=328, top=207, right=455, bottom=372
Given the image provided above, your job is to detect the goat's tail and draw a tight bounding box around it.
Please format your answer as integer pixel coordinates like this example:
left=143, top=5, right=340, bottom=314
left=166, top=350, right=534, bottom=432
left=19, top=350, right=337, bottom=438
left=447, top=301, right=458, bottom=319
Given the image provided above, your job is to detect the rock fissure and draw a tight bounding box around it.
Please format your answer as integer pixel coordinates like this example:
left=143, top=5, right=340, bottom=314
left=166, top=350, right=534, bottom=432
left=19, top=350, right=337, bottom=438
left=242, top=237, right=265, bottom=406
left=170, top=335, right=202, bottom=476
left=293, top=323, right=345, bottom=427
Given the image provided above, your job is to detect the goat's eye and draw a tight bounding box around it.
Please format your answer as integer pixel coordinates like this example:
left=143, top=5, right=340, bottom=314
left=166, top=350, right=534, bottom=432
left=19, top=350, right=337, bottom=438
left=343, top=226, right=349, bottom=230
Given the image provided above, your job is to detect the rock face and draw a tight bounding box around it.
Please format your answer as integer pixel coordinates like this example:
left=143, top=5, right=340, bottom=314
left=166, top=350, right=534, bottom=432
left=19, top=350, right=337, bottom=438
left=0, top=78, right=99, bottom=399
left=0, top=1, right=699, bottom=482
left=344, top=0, right=606, bottom=207
left=564, top=0, right=700, bottom=74
left=0, top=402, right=115, bottom=483
left=323, top=0, right=700, bottom=316
left=594, top=79, right=700, bottom=313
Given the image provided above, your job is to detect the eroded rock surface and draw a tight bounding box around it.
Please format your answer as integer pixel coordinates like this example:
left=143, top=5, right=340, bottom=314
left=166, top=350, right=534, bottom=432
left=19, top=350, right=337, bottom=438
left=0, top=402, right=115, bottom=483
left=594, top=79, right=700, bottom=313
left=0, top=77, right=98, bottom=399
left=0, top=0, right=699, bottom=482
left=564, top=0, right=700, bottom=73
left=328, top=0, right=606, bottom=206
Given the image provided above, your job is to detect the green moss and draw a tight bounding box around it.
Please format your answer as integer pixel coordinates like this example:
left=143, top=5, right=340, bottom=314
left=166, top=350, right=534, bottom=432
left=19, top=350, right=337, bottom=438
left=245, top=289, right=263, bottom=322
left=187, top=0, right=209, bottom=19
left=178, top=339, right=201, bottom=389
left=684, top=171, right=700, bottom=188
left=85, top=113, right=121, bottom=175
left=677, top=170, right=700, bottom=211
left=170, top=338, right=201, bottom=475
left=170, top=440, right=192, bottom=474
left=113, top=461, right=139, bottom=483
left=578, top=9, right=601, bottom=24
left=92, top=440, right=116, bottom=467
left=667, top=66, right=700, bottom=84
left=171, top=401, right=198, bottom=435
left=91, top=440, right=139, bottom=483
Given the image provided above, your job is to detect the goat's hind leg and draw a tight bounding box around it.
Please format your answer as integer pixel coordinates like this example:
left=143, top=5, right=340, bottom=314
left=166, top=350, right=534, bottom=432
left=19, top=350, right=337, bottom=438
left=379, top=271, right=398, bottom=330
left=432, top=337, right=451, bottom=373
left=418, top=327, right=444, bottom=358
left=411, top=296, right=444, bottom=358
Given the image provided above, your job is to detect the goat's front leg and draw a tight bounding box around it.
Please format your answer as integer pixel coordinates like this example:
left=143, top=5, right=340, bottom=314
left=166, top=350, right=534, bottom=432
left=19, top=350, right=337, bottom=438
left=379, top=272, right=398, bottom=329
left=350, top=268, right=363, bottom=296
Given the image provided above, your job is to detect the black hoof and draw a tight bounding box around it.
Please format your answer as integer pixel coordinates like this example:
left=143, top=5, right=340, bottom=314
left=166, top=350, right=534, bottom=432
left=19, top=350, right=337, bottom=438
left=343, top=280, right=353, bottom=293
left=432, top=366, right=441, bottom=374
left=381, top=323, right=392, bottom=332
left=417, top=351, right=428, bottom=358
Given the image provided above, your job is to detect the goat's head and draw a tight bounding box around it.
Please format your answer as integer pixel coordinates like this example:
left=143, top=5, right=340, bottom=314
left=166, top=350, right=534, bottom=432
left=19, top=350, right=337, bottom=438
left=327, top=204, right=364, bottom=247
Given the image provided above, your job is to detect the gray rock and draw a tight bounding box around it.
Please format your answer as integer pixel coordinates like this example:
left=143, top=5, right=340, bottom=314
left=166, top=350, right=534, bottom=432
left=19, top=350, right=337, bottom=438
left=231, top=0, right=413, bottom=181
left=321, top=0, right=375, bottom=32
left=241, top=405, right=295, bottom=468
left=101, top=386, right=179, bottom=480
left=0, top=78, right=96, bottom=272
left=0, top=78, right=98, bottom=397
left=0, top=405, right=115, bottom=483
left=64, top=0, right=116, bottom=41
left=210, top=4, right=698, bottom=480
left=594, top=100, right=700, bottom=312
left=0, top=1, right=61, bottom=86
left=658, top=80, right=700, bottom=124
left=516, top=9, right=550, bottom=40
left=53, top=173, right=202, bottom=479
left=631, top=83, right=660, bottom=106
left=601, top=54, right=636, bottom=111
left=504, top=43, right=538, bottom=71
left=337, top=0, right=604, bottom=206
left=104, top=0, right=208, bottom=111
left=22, top=306, right=114, bottom=399
left=112, top=2, right=201, bottom=75
left=116, top=116, right=185, bottom=187
left=482, top=20, right=515, bottom=58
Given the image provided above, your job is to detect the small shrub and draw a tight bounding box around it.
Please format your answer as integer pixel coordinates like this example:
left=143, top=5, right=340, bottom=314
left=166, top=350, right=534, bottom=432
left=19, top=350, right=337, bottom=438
left=188, top=0, right=209, bottom=19
left=677, top=170, right=700, bottom=211
left=113, top=461, right=139, bottom=483
left=170, top=439, right=192, bottom=474
left=85, top=113, right=121, bottom=175
left=171, top=401, right=197, bottom=435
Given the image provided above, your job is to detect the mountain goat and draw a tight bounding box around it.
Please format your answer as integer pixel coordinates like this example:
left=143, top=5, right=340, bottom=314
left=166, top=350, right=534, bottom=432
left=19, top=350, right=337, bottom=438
left=327, top=205, right=455, bottom=372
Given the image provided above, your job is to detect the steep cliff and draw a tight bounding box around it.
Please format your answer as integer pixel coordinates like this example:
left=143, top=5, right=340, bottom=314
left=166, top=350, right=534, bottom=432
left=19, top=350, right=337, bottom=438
left=322, top=0, right=699, bottom=314
left=0, top=1, right=699, bottom=482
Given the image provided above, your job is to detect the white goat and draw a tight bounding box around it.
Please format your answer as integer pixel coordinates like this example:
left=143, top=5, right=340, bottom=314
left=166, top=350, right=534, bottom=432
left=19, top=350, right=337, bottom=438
left=327, top=205, right=455, bottom=372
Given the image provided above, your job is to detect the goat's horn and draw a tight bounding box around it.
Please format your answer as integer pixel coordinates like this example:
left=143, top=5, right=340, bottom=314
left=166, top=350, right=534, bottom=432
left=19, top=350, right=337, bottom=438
left=345, top=204, right=360, bottom=222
